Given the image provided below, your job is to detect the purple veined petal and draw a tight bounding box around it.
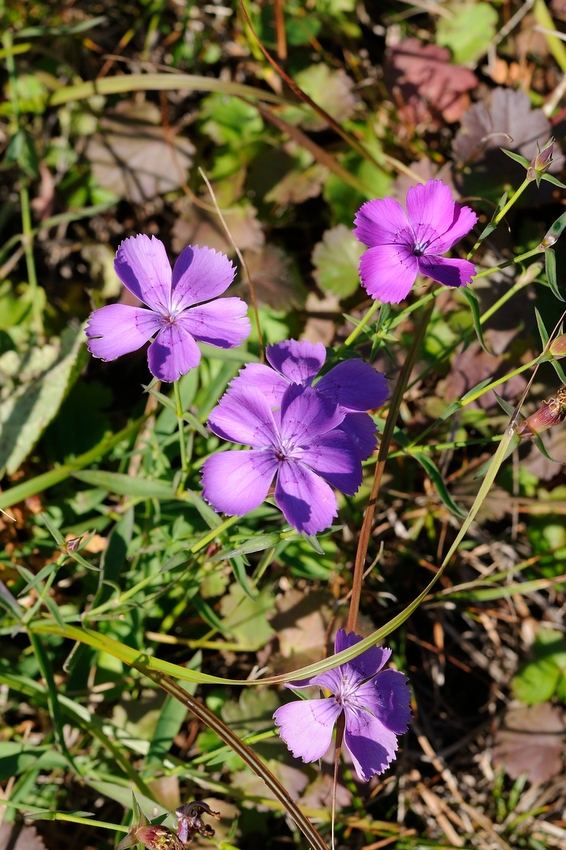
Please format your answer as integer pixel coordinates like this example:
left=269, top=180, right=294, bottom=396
left=114, top=234, right=172, bottom=313
left=406, top=180, right=477, bottom=254
left=273, top=697, right=341, bottom=762
left=298, top=430, right=362, bottom=495
left=275, top=460, right=338, bottom=534
left=353, top=197, right=411, bottom=248
left=316, top=361, right=389, bottom=411
left=294, top=663, right=361, bottom=696
left=85, top=303, right=163, bottom=361
left=334, top=629, right=391, bottom=680
left=171, top=245, right=237, bottom=310
left=175, top=297, right=250, bottom=348
left=370, top=669, right=412, bottom=734
left=343, top=703, right=400, bottom=781
left=359, top=244, right=418, bottom=304
left=208, top=385, right=279, bottom=447
left=337, top=413, right=377, bottom=462
left=147, top=322, right=201, bottom=382
left=201, top=449, right=277, bottom=515
left=229, top=363, right=289, bottom=408
left=266, top=339, right=326, bottom=384
left=280, top=384, right=345, bottom=445
left=417, top=254, right=476, bottom=288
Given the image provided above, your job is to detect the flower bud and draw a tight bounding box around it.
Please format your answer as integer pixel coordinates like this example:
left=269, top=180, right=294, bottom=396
left=130, top=826, right=184, bottom=850
left=527, top=137, right=555, bottom=184
left=518, top=387, right=566, bottom=436
left=550, top=332, right=566, bottom=358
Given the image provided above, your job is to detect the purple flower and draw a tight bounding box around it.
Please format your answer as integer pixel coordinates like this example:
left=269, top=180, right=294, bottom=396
left=354, top=179, right=477, bottom=304
left=85, top=234, right=250, bottom=382
left=228, top=339, right=389, bottom=461
left=273, top=630, right=412, bottom=781
left=201, top=383, right=363, bottom=535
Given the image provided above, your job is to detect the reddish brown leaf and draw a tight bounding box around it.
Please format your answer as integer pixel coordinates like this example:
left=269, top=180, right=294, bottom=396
left=493, top=702, right=566, bottom=783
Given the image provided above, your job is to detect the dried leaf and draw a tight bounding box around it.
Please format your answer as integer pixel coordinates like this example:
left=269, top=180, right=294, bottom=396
left=243, top=244, right=307, bottom=311
left=493, top=702, right=566, bottom=783
left=0, top=824, right=47, bottom=850
left=87, top=101, right=195, bottom=203
left=385, top=38, right=477, bottom=128
left=171, top=202, right=264, bottom=257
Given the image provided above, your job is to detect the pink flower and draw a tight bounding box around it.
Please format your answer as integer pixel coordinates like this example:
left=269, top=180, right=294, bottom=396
left=85, top=234, right=250, bottom=382
left=354, top=179, right=477, bottom=304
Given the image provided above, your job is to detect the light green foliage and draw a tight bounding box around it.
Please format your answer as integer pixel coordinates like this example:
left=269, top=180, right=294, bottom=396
left=512, top=629, right=566, bottom=705
left=436, top=1, right=498, bottom=65
left=312, top=224, right=364, bottom=298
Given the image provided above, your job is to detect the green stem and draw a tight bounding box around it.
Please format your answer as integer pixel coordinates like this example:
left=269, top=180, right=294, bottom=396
left=2, top=26, right=43, bottom=337
left=173, top=380, right=189, bottom=488
left=343, top=300, right=381, bottom=347
left=472, top=245, right=543, bottom=281
left=468, top=176, right=531, bottom=259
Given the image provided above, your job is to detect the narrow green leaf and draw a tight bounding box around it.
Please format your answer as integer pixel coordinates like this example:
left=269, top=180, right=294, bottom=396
left=71, top=470, right=179, bottom=500
left=535, top=307, right=550, bottom=346
left=413, top=453, right=466, bottom=518
left=462, top=287, right=491, bottom=353
left=544, top=247, right=565, bottom=301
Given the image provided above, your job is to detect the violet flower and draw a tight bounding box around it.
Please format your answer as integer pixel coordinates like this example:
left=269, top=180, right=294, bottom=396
left=201, top=383, right=363, bottom=535
left=273, top=630, right=412, bottom=781
left=228, top=339, right=389, bottom=461
left=354, top=179, right=477, bottom=304
left=85, top=234, right=250, bottom=382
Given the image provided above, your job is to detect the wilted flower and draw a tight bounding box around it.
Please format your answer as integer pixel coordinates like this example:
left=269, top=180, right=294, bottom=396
left=229, top=338, right=389, bottom=461
left=354, top=179, right=477, bottom=304
left=175, top=802, right=220, bottom=843
left=86, top=234, right=250, bottom=382
left=518, top=387, right=566, bottom=437
left=273, top=629, right=412, bottom=781
left=202, top=383, right=363, bottom=535
left=117, top=825, right=184, bottom=850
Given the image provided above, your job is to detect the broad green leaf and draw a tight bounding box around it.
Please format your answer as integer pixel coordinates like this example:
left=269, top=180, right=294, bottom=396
left=71, top=470, right=179, bottom=500
left=0, top=326, right=87, bottom=476
left=312, top=225, right=364, bottom=297
left=436, top=1, right=497, bottom=65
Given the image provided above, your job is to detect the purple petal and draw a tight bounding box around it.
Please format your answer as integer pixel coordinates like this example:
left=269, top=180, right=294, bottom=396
left=267, top=339, right=326, bottom=384
left=334, top=630, right=391, bottom=680
left=417, top=255, right=476, bottom=288
left=338, top=413, right=377, bottom=462
left=316, top=361, right=389, bottom=411
left=175, top=298, right=250, bottom=348
left=353, top=197, right=410, bottom=248
left=298, top=431, right=362, bottom=495
left=344, top=704, right=400, bottom=781
left=406, top=180, right=477, bottom=253
left=229, top=363, right=289, bottom=408
left=201, top=450, right=276, bottom=515
left=147, top=323, right=201, bottom=382
left=359, top=245, right=418, bottom=304
left=371, top=670, right=413, bottom=734
left=85, top=303, right=162, bottom=361
left=171, top=245, right=237, bottom=310
left=275, top=460, right=338, bottom=534
left=114, top=234, right=171, bottom=313
left=273, top=698, right=341, bottom=762
left=280, top=385, right=344, bottom=444
left=207, top=385, right=279, bottom=447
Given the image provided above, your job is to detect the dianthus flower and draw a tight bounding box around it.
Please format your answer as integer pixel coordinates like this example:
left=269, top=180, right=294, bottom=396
left=85, top=234, right=250, bottom=382
left=354, top=179, right=477, bottom=304
left=228, top=339, right=389, bottom=461
left=201, top=382, right=362, bottom=535
left=273, top=629, right=412, bottom=781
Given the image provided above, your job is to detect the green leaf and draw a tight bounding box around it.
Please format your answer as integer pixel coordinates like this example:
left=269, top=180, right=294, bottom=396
left=71, top=470, right=180, bottom=500
left=0, top=326, right=87, bottom=476
left=544, top=247, right=565, bottom=301
left=462, top=287, right=491, bottom=353
left=436, top=1, right=498, bottom=65
left=511, top=658, right=560, bottom=705
left=311, top=225, right=364, bottom=297
left=219, top=583, right=275, bottom=650
left=413, top=452, right=466, bottom=518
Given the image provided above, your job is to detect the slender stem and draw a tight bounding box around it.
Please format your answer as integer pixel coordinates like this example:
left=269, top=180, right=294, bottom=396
left=2, top=26, right=43, bottom=337
left=343, top=300, right=381, bottom=347
left=346, top=298, right=435, bottom=634
left=173, top=380, right=189, bottom=485
left=150, top=673, right=329, bottom=850
left=472, top=245, right=543, bottom=281
left=467, top=176, right=531, bottom=259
